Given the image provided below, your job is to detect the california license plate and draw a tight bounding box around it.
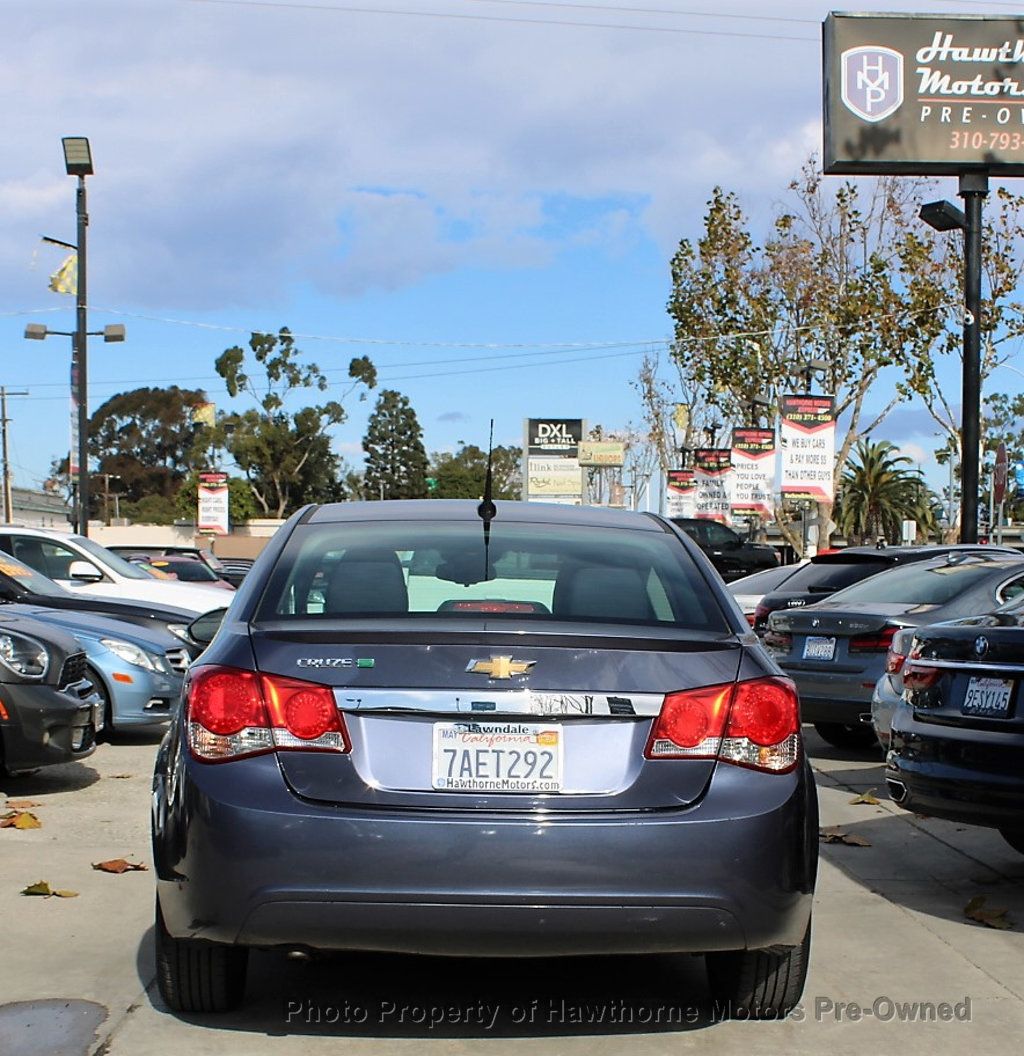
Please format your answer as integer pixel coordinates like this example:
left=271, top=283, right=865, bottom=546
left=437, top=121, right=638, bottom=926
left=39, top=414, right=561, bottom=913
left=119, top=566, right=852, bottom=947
left=803, top=636, right=836, bottom=661
left=962, top=677, right=1014, bottom=717
left=431, top=722, right=563, bottom=792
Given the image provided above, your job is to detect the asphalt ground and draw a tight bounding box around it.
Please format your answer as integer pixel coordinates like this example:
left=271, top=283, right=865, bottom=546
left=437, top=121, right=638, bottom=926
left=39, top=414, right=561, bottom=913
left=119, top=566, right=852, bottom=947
left=0, top=728, right=1021, bottom=1056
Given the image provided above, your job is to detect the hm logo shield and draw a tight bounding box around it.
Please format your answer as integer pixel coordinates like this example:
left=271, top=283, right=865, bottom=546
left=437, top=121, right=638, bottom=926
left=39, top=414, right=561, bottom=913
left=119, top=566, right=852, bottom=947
left=841, top=45, right=903, bottom=123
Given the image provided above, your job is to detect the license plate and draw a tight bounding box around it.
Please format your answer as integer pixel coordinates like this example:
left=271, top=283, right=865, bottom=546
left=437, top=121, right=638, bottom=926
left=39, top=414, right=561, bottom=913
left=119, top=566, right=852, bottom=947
left=431, top=722, right=563, bottom=792
left=962, top=677, right=1014, bottom=717
left=803, top=636, right=836, bottom=661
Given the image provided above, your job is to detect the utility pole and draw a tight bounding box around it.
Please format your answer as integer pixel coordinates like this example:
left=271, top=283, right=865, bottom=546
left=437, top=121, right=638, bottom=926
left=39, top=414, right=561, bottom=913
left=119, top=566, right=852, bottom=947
left=99, top=472, right=122, bottom=525
left=0, top=387, right=30, bottom=524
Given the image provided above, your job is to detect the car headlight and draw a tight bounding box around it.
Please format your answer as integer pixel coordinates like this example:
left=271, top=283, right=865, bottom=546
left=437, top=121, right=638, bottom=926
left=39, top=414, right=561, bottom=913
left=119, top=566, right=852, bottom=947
left=100, top=638, right=158, bottom=671
left=0, top=632, right=50, bottom=680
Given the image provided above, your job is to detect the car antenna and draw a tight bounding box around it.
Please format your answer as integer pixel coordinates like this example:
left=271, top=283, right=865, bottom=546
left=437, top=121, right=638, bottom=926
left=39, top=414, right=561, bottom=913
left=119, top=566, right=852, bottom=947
left=477, top=419, right=497, bottom=580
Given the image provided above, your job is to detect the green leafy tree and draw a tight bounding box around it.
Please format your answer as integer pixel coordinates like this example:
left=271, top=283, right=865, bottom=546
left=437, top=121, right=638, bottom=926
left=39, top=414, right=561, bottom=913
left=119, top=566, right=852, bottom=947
left=87, top=386, right=209, bottom=506
left=428, top=442, right=522, bottom=500
left=666, top=163, right=947, bottom=549
left=835, top=440, right=938, bottom=544
left=215, top=328, right=376, bottom=517
left=362, top=390, right=429, bottom=500
left=119, top=494, right=179, bottom=526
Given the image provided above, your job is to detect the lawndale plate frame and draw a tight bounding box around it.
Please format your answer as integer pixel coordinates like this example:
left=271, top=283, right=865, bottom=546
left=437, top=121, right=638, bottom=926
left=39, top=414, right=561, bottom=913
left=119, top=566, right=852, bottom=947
left=823, top=13, right=1024, bottom=176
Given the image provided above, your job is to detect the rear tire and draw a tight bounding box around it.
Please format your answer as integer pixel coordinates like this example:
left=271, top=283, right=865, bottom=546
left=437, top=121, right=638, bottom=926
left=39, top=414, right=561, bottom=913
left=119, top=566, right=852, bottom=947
left=156, top=898, right=248, bottom=1012
left=999, top=828, right=1024, bottom=856
left=88, top=666, right=114, bottom=740
left=813, top=721, right=878, bottom=750
left=705, top=918, right=811, bottom=1020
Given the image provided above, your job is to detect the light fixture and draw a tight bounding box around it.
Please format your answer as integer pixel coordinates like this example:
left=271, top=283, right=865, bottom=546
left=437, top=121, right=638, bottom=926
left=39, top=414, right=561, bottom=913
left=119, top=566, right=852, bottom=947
left=62, top=137, right=93, bottom=177
left=24, top=324, right=48, bottom=340
left=919, top=200, right=967, bottom=232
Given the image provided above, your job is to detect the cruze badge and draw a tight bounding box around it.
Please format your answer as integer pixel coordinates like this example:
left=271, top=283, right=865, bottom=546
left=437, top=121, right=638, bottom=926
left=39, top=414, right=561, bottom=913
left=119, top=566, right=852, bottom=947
left=297, top=658, right=375, bottom=669
left=466, top=657, right=536, bottom=679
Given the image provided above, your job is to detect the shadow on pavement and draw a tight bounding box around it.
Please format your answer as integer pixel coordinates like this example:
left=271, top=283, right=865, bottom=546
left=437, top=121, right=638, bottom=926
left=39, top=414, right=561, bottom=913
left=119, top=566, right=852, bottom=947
left=0, top=760, right=100, bottom=794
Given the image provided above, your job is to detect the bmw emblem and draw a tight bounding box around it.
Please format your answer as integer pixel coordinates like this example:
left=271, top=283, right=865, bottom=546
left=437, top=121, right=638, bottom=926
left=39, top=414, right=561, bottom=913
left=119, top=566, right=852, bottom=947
left=974, top=636, right=989, bottom=658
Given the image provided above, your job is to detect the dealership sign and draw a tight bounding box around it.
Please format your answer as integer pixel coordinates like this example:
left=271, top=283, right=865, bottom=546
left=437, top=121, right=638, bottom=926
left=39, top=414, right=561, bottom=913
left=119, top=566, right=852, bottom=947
left=824, top=14, right=1024, bottom=174
left=780, top=396, right=836, bottom=504
left=665, top=468, right=696, bottom=519
left=693, top=449, right=733, bottom=524
left=731, top=428, right=776, bottom=519
left=197, top=472, right=230, bottom=536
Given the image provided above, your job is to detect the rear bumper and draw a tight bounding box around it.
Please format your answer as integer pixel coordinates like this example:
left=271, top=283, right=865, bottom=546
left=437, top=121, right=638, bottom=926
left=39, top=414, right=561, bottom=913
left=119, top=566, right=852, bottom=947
left=153, top=747, right=818, bottom=956
left=0, top=681, right=99, bottom=772
left=887, top=708, right=1024, bottom=828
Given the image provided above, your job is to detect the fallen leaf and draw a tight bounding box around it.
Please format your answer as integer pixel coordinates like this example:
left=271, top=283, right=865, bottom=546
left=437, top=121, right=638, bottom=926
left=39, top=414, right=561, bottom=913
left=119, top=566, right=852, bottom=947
left=0, top=811, right=41, bottom=830
left=20, top=881, right=77, bottom=898
left=964, top=896, right=1013, bottom=930
left=849, top=789, right=881, bottom=805
left=92, top=858, right=148, bottom=874
left=819, top=826, right=872, bottom=847
left=5, top=799, right=41, bottom=809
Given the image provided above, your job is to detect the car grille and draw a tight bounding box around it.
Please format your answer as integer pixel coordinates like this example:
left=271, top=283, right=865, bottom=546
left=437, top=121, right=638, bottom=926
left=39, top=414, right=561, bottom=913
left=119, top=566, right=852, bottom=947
left=164, top=647, right=190, bottom=675
left=58, top=651, right=89, bottom=689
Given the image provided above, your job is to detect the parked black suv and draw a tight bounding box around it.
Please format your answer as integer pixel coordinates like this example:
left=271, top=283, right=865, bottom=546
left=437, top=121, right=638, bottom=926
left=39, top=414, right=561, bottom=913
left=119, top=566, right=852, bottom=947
left=670, top=518, right=779, bottom=582
left=753, top=543, right=1023, bottom=635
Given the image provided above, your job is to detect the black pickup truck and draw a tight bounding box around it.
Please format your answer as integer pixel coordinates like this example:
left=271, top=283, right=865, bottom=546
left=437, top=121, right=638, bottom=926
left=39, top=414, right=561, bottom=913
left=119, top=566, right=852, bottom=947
left=670, top=518, right=780, bottom=582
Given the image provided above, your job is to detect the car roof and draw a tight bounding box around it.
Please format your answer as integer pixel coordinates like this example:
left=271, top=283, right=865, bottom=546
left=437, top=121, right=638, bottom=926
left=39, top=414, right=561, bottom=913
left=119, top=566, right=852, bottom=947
left=305, top=499, right=667, bottom=531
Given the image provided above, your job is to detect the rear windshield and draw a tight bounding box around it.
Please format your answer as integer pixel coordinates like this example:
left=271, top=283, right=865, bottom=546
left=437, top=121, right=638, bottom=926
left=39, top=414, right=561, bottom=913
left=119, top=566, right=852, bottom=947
left=256, top=520, right=730, bottom=632
left=826, top=560, right=998, bottom=606
left=775, top=558, right=892, bottom=593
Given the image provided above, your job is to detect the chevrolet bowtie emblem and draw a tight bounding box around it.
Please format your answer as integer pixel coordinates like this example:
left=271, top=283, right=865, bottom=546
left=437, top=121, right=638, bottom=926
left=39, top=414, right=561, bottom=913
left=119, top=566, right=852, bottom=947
left=466, top=656, right=536, bottom=679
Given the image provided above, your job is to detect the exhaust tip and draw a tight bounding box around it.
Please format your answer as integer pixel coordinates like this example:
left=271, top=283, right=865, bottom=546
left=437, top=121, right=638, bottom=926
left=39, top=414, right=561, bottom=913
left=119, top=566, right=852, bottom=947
left=887, top=778, right=907, bottom=804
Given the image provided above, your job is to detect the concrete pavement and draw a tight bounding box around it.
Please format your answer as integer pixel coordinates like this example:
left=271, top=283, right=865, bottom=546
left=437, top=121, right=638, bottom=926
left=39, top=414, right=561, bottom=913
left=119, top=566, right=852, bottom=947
left=0, top=729, right=1021, bottom=1056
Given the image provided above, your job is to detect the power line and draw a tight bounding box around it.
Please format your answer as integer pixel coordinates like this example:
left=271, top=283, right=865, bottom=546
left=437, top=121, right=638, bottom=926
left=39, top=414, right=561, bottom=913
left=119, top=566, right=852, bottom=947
left=182, top=0, right=816, bottom=42
left=465, top=0, right=817, bottom=28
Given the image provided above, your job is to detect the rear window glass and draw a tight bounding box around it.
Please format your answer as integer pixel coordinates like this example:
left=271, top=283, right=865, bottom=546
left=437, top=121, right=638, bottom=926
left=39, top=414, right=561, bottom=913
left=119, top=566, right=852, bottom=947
left=777, top=558, right=891, bottom=593
left=256, top=520, right=729, bottom=632
left=826, top=560, right=997, bottom=606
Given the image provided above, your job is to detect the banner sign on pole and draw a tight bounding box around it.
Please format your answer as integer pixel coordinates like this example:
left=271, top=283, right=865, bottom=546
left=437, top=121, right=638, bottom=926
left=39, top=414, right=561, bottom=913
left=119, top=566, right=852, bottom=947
left=694, top=448, right=733, bottom=523
left=780, top=395, right=836, bottom=503
left=197, top=472, right=230, bottom=536
left=69, top=351, right=80, bottom=477
left=665, top=468, right=696, bottom=519
left=824, top=14, right=1024, bottom=176
left=731, top=427, right=776, bottom=519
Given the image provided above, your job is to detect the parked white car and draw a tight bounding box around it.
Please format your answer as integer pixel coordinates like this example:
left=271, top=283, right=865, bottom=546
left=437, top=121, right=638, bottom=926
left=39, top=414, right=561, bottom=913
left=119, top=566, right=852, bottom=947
left=0, top=527, right=230, bottom=615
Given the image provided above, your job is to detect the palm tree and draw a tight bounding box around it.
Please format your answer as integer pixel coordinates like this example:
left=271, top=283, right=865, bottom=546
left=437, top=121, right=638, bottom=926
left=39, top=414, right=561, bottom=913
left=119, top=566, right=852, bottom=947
left=836, top=440, right=938, bottom=544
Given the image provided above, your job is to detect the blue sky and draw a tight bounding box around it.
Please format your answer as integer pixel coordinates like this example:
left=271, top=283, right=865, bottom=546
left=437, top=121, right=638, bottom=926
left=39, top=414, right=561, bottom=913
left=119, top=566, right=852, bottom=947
left=2, top=0, right=1022, bottom=499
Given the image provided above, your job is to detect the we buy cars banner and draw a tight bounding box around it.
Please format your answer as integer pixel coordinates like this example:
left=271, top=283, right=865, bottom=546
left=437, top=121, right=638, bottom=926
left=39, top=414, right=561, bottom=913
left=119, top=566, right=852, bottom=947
left=731, top=428, right=775, bottom=519
left=694, top=448, right=733, bottom=523
left=665, top=468, right=697, bottom=518
left=780, top=395, right=836, bottom=503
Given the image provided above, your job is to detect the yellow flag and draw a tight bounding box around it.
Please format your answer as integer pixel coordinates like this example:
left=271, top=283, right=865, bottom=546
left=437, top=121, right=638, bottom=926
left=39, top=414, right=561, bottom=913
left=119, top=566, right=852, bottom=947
left=192, top=402, right=216, bottom=428
left=49, top=253, right=77, bottom=295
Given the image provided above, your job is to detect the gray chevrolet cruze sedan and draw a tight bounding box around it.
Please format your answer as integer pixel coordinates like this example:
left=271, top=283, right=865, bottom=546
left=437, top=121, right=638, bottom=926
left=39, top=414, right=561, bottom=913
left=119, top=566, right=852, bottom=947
left=152, top=500, right=818, bottom=1017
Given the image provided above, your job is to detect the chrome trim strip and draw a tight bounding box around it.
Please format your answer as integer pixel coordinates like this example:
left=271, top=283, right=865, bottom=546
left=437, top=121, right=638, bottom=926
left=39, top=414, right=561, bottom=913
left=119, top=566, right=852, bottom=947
left=332, top=688, right=664, bottom=717
left=906, top=659, right=1024, bottom=674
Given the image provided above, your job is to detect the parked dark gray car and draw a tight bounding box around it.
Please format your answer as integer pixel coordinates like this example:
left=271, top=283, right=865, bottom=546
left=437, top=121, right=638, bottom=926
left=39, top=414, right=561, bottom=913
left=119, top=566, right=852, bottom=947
left=152, top=500, right=818, bottom=1017
left=766, top=554, right=1024, bottom=749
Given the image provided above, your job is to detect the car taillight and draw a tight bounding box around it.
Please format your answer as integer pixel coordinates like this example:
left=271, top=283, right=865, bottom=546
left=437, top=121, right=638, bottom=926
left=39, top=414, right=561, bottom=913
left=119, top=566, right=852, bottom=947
left=753, top=603, right=770, bottom=628
left=745, top=613, right=756, bottom=627
left=187, top=665, right=350, bottom=762
left=902, top=664, right=940, bottom=691
left=645, top=676, right=800, bottom=773
left=763, top=629, right=792, bottom=653
left=885, top=648, right=906, bottom=674
left=849, top=627, right=897, bottom=653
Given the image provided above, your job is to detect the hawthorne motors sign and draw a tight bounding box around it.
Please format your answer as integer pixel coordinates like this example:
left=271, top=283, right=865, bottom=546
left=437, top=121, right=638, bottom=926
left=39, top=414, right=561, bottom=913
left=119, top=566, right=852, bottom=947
left=824, top=14, right=1024, bottom=175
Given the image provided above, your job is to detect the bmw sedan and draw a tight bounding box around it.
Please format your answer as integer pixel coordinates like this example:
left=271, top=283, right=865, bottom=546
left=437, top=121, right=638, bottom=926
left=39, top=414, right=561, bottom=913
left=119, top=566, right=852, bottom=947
left=765, top=553, right=1024, bottom=749
left=152, top=500, right=818, bottom=1017
left=887, top=602, right=1024, bottom=856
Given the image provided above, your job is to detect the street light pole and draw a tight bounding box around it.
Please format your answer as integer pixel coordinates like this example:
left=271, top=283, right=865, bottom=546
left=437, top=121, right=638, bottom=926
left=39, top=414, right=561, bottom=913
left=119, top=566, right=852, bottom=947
left=74, top=171, right=89, bottom=536
left=960, top=172, right=988, bottom=545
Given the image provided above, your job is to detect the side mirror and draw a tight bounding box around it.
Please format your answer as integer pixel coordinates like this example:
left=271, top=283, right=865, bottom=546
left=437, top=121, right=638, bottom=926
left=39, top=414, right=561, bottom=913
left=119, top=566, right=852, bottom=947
left=188, top=608, right=228, bottom=647
left=68, top=560, right=103, bottom=583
